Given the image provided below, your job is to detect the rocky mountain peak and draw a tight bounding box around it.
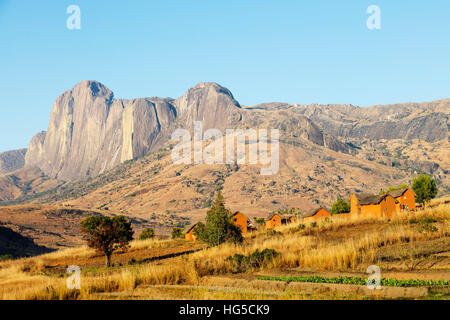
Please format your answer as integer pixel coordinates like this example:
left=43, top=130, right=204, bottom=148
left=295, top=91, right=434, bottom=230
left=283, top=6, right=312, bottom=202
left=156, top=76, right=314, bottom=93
left=71, top=80, right=114, bottom=99
left=174, top=82, right=242, bottom=130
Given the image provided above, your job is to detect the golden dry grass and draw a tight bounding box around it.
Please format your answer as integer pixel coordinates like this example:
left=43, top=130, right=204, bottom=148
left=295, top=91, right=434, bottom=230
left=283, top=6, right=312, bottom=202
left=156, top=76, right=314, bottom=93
left=0, top=202, right=448, bottom=300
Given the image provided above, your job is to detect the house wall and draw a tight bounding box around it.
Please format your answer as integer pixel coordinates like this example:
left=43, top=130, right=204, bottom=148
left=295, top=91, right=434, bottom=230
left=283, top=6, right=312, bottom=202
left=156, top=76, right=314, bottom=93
left=304, top=208, right=330, bottom=222
left=360, top=204, right=382, bottom=217
left=266, top=215, right=281, bottom=230
left=231, top=212, right=248, bottom=234
left=360, top=196, right=397, bottom=218
left=350, top=194, right=361, bottom=215
left=396, top=189, right=416, bottom=211
left=185, top=229, right=197, bottom=241
left=380, top=195, right=398, bottom=218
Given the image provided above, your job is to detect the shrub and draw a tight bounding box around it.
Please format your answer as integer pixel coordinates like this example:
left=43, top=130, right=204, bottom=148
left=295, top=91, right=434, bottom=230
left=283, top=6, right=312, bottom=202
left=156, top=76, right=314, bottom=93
left=380, top=184, right=409, bottom=195
left=0, top=254, right=13, bottom=261
left=139, top=227, right=155, bottom=240
left=297, top=224, right=306, bottom=231
left=265, top=230, right=282, bottom=237
left=253, top=217, right=266, bottom=226
left=331, top=199, right=350, bottom=214
left=412, top=174, right=438, bottom=204
left=171, top=227, right=184, bottom=239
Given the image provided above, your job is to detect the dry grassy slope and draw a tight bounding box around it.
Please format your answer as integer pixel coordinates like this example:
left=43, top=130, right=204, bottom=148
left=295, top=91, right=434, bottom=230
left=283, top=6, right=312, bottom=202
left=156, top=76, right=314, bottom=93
left=351, top=138, right=450, bottom=194
left=0, top=202, right=448, bottom=300
left=0, top=204, right=166, bottom=250
left=59, top=137, right=417, bottom=232
left=0, top=167, right=61, bottom=201
left=0, top=205, right=103, bottom=249
left=0, top=225, right=53, bottom=258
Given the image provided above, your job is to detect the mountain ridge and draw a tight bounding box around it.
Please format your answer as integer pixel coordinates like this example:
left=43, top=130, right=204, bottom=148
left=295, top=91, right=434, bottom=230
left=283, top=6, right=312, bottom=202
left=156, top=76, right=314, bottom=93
left=22, top=81, right=355, bottom=181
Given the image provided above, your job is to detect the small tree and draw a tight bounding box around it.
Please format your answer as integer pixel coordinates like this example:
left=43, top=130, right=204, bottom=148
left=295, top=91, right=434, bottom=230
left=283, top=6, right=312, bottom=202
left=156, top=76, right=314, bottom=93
left=412, top=174, right=438, bottom=204
left=331, top=199, right=350, bottom=214
left=139, top=227, right=155, bottom=240
left=253, top=217, right=266, bottom=226
left=195, top=191, right=243, bottom=246
left=171, top=227, right=184, bottom=239
left=80, top=216, right=134, bottom=267
left=381, top=184, right=409, bottom=194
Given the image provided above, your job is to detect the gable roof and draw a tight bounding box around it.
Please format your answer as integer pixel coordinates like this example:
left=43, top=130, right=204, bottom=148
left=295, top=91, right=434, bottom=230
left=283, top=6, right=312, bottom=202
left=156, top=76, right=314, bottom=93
left=184, top=222, right=201, bottom=234
left=353, top=193, right=375, bottom=201
left=232, top=211, right=250, bottom=222
left=266, top=213, right=294, bottom=221
left=266, top=213, right=280, bottom=221
left=357, top=193, right=398, bottom=206
left=387, top=188, right=415, bottom=198
left=303, top=207, right=328, bottom=218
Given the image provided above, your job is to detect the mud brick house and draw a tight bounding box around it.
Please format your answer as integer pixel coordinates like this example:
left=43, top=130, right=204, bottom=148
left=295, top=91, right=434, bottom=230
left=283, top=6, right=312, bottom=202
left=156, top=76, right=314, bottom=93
left=302, top=207, right=331, bottom=222
left=231, top=212, right=256, bottom=234
left=184, top=223, right=200, bottom=241
left=387, top=188, right=416, bottom=211
left=350, top=193, right=399, bottom=218
left=265, top=213, right=295, bottom=230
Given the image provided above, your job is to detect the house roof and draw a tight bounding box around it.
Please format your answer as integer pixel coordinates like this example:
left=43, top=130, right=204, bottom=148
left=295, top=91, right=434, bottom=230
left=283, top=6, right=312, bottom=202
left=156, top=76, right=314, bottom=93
left=387, top=188, right=414, bottom=198
left=266, top=213, right=294, bottom=221
left=357, top=193, right=399, bottom=206
left=353, top=193, right=375, bottom=201
left=232, top=211, right=258, bottom=228
left=303, top=207, right=328, bottom=218
left=266, top=213, right=280, bottom=221
left=232, top=211, right=250, bottom=222
left=184, top=222, right=202, bottom=234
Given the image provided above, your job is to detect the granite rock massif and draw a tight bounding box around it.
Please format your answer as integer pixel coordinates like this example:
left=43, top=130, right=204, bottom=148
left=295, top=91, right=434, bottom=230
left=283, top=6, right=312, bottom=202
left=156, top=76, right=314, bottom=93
left=25, top=81, right=235, bottom=180
left=9, top=80, right=449, bottom=183
left=22, top=81, right=349, bottom=181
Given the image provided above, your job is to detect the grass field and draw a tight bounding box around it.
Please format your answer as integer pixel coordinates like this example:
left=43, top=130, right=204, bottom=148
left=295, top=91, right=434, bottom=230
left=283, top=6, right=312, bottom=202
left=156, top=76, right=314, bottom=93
left=0, top=200, right=449, bottom=300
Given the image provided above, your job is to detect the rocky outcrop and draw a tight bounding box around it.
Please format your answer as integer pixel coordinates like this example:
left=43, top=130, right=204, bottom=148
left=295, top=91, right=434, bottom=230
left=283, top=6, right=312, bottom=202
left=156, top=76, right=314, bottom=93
left=25, top=81, right=177, bottom=181
left=239, top=109, right=350, bottom=153
left=0, top=149, right=27, bottom=175
left=24, top=82, right=249, bottom=181
left=24, top=80, right=448, bottom=182
left=24, top=131, right=46, bottom=169
left=293, top=100, right=450, bottom=142
left=173, top=82, right=242, bottom=130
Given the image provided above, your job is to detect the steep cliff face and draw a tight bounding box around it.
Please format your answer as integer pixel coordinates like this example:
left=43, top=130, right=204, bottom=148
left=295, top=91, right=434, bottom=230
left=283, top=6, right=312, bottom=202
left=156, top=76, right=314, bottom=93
left=0, top=149, right=27, bottom=175
left=24, top=131, right=46, bottom=169
left=23, top=81, right=250, bottom=181
left=119, top=97, right=177, bottom=163
left=24, top=81, right=177, bottom=181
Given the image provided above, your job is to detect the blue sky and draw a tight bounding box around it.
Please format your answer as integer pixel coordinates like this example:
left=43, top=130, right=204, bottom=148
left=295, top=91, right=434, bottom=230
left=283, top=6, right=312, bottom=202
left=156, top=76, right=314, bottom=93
left=0, top=0, right=449, bottom=152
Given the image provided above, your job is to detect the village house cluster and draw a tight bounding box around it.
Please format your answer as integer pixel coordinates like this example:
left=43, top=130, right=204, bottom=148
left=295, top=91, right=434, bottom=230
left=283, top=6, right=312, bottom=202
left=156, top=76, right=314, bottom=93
left=185, top=188, right=416, bottom=241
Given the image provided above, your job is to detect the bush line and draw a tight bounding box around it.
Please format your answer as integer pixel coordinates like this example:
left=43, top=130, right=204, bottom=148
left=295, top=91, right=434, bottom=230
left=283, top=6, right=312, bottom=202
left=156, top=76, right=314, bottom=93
left=257, top=276, right=450, bottom=287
